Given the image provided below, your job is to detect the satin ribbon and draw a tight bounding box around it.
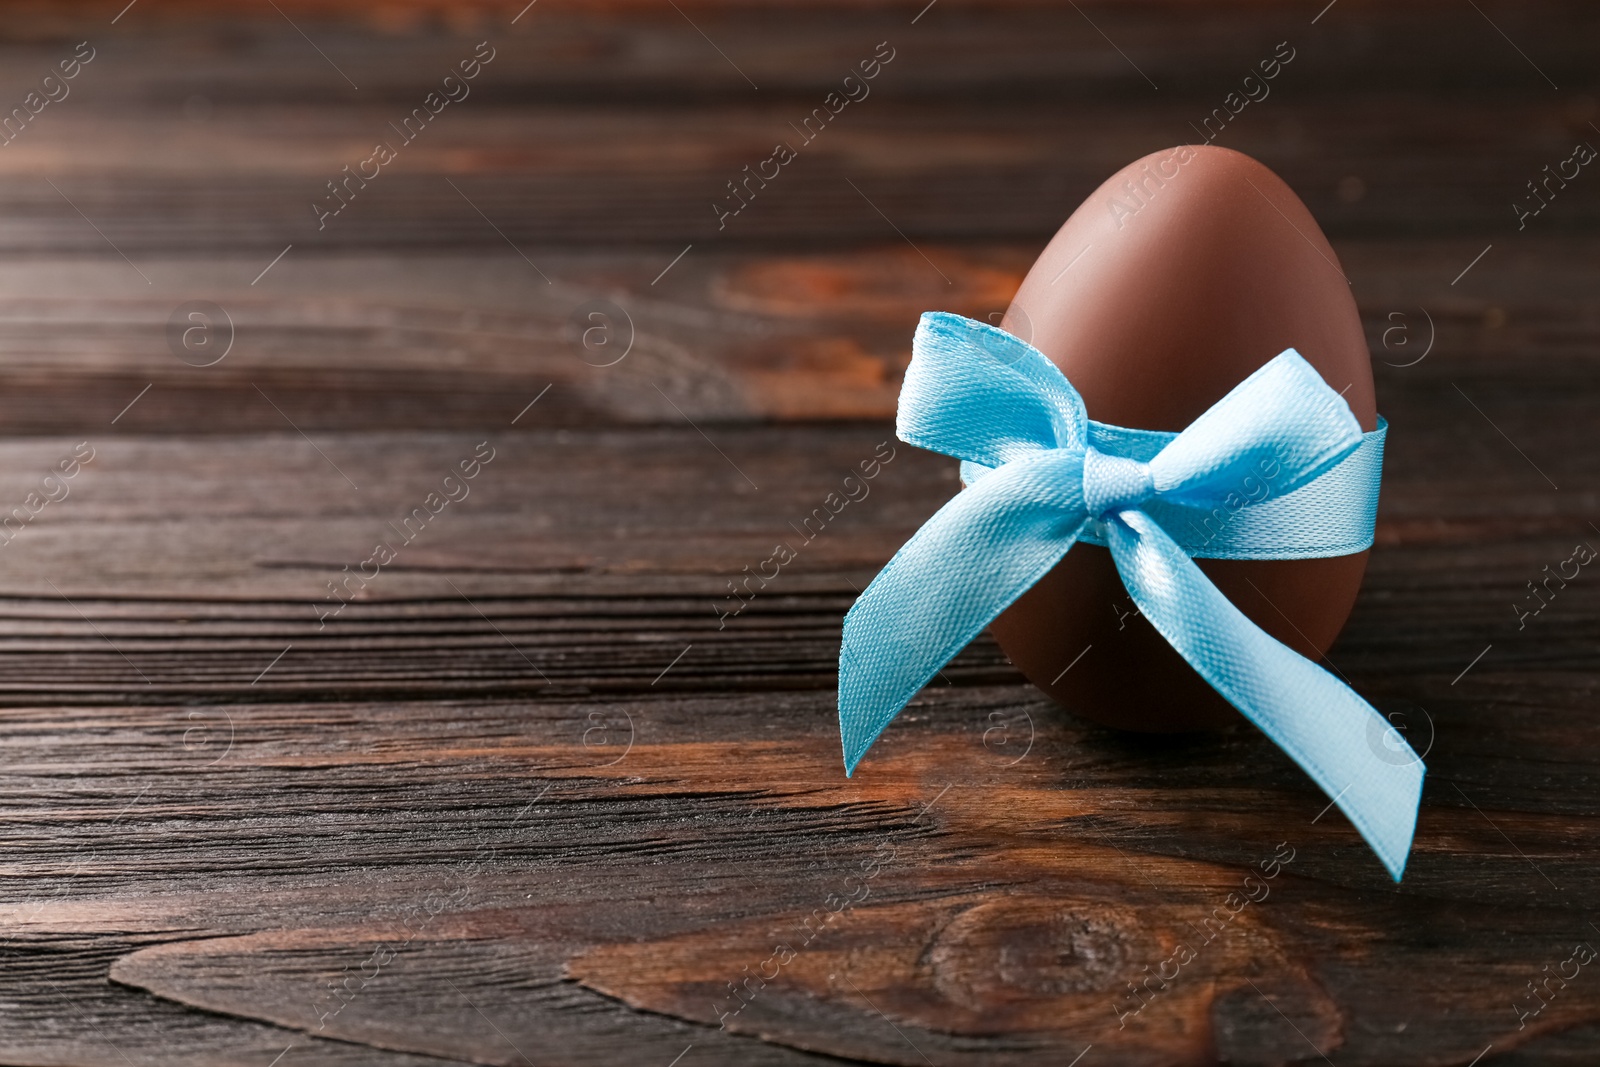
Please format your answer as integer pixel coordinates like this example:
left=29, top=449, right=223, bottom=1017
left=838, top=312, right=1424, bottom=880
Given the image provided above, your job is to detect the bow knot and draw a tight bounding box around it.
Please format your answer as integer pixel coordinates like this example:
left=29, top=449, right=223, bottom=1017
left=841, top=311, right=1424, bottom=881
left=1081, top=447, right=1154, bottom=518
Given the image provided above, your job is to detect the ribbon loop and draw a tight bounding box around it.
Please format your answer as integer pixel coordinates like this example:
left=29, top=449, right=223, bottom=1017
left=1145, top=350, right=1365, bottom=508
left=897, top=313, right=1088, bottom=468
left=838, top=311, right=1425, bottom=881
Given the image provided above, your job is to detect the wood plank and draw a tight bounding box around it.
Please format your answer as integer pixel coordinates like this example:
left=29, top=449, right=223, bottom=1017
left=0, top=682, right=1589, bottom=1064
left=5, top=97, right=1596, bottom=252
left=0, top=3, right=1593, bottom=254
left=17, top=0, right=1599, bottom=104
left=0, top=237, right=1592, bottom=433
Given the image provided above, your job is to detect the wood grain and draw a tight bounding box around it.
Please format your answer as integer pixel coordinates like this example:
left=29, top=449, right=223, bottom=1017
left=0, top=236, right=1591, bottom=434
left=1, top=2, right=1598, bottom=1065
left=0, top=406, right=1597, bottom=1064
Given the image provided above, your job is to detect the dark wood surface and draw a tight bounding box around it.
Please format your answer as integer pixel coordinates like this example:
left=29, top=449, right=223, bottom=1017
left=2, top=2, right=1598, bottom=1065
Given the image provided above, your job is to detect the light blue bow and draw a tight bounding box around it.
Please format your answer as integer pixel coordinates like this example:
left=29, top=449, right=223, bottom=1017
left=838, top=312, right=1425, bottom=880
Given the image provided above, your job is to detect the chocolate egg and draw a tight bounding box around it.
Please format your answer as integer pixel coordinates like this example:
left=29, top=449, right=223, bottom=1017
left=992, top=145, right=1375, bottom=732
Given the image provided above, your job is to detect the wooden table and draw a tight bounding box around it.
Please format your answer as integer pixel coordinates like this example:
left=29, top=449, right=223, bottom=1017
left=2, top=2, right=1598, bottom=1064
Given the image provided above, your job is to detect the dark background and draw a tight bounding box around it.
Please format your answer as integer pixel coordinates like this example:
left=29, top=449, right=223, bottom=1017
left=0, top=2, right=1596, bottom=1065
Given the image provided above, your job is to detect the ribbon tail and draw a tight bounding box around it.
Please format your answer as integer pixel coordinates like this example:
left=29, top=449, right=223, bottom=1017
left=839, top=450, right=1090, bottom=776
left=1106, top=509, right=1425, bottom=881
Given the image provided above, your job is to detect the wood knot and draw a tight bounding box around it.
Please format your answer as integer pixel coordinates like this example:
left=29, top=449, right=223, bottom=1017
left=927, top=896, right=1138, bottom=1008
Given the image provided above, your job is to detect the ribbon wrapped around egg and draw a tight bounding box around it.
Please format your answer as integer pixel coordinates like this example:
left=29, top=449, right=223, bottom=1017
left=836, top=311, right=1424, bottom=880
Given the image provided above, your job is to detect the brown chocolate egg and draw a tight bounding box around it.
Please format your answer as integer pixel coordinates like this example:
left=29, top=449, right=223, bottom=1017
left=992, top=145, right=1375, bottom=732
